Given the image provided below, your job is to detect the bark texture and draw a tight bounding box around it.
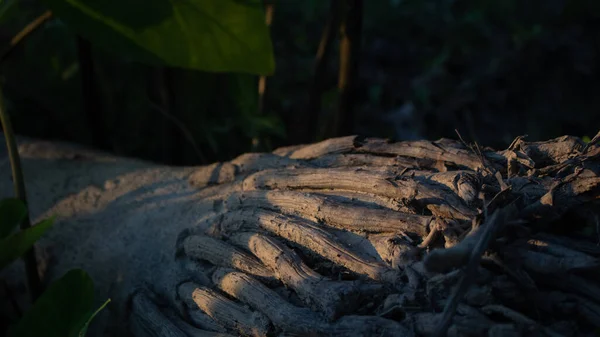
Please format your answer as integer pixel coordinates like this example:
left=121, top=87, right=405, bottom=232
left=1, top=132, right=599, bottom=337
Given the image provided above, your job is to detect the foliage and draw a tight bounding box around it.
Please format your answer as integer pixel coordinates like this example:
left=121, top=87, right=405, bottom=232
left=77, top=297, right=111, bottom=337
left=0, top=198, right=52, bottom=272
left=1, top=2, right=274, bottom=335
left=0, top=215, right=54, bottom=270
left=0, top=198, right=106, bottom=337
left=7, top=269, right=109, bottom=337
left=2, top=0, right=600, bottom=163
left=1, top=0, right=281, bottom=164
left=0, top=198, right=27, bottom=238
left=40, top=0, right=275, bottom=75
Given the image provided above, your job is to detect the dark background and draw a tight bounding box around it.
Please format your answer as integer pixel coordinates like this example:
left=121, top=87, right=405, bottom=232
left=1, top=0, right=599, bottom=166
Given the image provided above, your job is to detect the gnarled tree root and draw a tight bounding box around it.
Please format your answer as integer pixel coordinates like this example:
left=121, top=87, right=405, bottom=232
left=130, top=132, right=600, bottom=337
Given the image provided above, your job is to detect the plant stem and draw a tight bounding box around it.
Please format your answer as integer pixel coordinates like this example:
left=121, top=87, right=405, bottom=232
left=0, top=88, right=42, bottom=301
left=254, top=0, right=275, bottom=151
left=0, top=10, right=53, bottom=64
left=332, top=0, right=362, bottom=138
left=306, top=0, right=341, bottom=142
left=258, top=1, right=275, bottom=117
left=148, top=67, right=185, bottom=165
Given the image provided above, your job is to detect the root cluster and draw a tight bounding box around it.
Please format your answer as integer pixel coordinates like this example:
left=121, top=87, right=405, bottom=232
left=131, top=133, right=600, bottom=337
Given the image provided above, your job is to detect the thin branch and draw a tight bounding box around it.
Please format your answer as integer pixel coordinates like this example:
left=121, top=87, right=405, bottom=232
left=0, top=88, right=42, bottom=301
left=331, top=0, right=363, bottom=138
left=147, top=67, right=186, bottom=164
left=257, top=0, right=275, bottom=116
left=0, top=10, right=53, bottom=64
left=432, top=207, right=514, bottom=337
left=148, top=101, right=207, bottom=164
left=254, top=0, right=276, bottom=151
left=455, top=129, right=495, bottom=176
left=306, top=0, right=341, bottom=142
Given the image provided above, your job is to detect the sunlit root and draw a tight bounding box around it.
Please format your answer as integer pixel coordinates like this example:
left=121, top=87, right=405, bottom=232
left=209, top=208, right=399, bottom=283
left=126, top=133, right=600, bottom=337
left=180, top=234, right=275, bottom=282
left=242, top=167, right=476, bottom=219
left=178, top=282, right=271, bottom=337
left=223, top=190, right=432, bottom=235
left=165, top=133, right=600, bottom=336
left=228, top=231, right=385, bottom=320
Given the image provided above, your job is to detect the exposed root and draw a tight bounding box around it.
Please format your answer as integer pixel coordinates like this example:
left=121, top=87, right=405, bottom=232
left=210, top=208, right=399, bottom=283
left=127, top=133, right=600, bottom=337
left=178, top=282, right=271, bottom=337
left=181, top=235, right=275, bottom=282
left=228, top=231, right=385, bottom=320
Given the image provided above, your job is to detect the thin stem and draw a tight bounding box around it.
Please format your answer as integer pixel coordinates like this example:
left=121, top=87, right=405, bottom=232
left=0, top=88, right=42, bottom=301
left=432, top=208, right=510, bottom=337
left=148, top=67, right=185, bottom=164
left=332, top=0, right=362, bottom=138
left=307, top=0, right=341, bottom=142
left=254, top=0, right=275, bottom=151
left=258, top=1, right=275, bottom=116
left=148, top=100, right=206, bottom=164
left=0, top=10, right=53, bottom=64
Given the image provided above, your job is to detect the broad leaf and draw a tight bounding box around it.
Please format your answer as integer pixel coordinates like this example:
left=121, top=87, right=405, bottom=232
left=8, top=269, right=95, bottom=337
left=0, top=216, right=54, bottom=270
left=41, top=0, right=275, bottom=74
left=0, top=198, right=27, bottom=239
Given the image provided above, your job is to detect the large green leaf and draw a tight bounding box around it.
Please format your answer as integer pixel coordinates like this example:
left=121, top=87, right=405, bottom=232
left=0, top=198, right=27, bottom=239
left=41, top=0, right=275, bottom=74
left=8, top=269, right=96, bottom=337
left=0, top=216, right=54, bottom=270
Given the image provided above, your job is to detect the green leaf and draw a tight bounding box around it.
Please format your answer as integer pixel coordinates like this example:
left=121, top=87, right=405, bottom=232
left=0, top=216, right=54, bottom=270
left=0, top=198, right=27, bottom=239
left=41, top=0, right=275, bottom=74
left=77, top=298, right=111, bottom=337
left=8, top=269, right=95, bottom=337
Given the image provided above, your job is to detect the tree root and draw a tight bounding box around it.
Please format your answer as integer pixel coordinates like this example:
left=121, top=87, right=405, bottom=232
left=124, top=132, right=600, bottom=336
